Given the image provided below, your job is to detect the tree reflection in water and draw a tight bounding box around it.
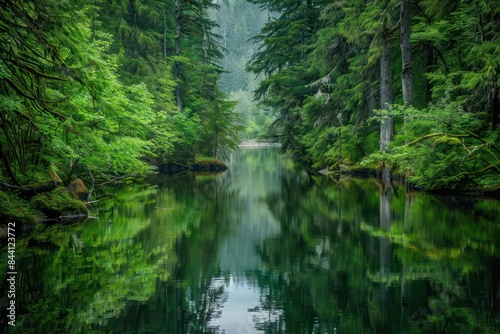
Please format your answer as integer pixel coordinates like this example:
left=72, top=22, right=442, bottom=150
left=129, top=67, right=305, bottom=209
left=2, top=148, right=498, bottom=333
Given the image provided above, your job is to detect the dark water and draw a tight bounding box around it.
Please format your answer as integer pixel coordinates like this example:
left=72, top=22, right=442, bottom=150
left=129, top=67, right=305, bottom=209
left=1, top=148, right=499, bottom=333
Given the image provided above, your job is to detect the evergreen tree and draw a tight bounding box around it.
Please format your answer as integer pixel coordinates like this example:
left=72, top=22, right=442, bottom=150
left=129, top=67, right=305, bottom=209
left=169, top=0, right=242, bottom=161
left=246, top=0, right=328, bottom=155
left=246, top=0, right=499, bottom=189
left=0, top=0, right=235, bottom=184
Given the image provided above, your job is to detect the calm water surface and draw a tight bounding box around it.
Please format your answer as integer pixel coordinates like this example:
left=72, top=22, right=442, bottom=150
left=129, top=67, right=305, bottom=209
left=1, top=148, right=499, bottom=333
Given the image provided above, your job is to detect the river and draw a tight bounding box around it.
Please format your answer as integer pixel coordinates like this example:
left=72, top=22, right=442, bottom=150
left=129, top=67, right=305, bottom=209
left=1, top=148, right=499, bottom=333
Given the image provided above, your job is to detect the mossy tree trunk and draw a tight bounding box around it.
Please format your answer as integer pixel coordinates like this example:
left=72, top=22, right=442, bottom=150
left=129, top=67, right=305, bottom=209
left=400, top=0, right=413, bottom=108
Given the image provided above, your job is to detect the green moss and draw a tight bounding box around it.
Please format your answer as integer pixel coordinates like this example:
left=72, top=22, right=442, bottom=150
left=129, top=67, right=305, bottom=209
left=192, top=157, right=228, bottom=171
left=67, top=178, right=89, bottom=201
left=194, top=156, right=226, bottom=165
left=48, top=165, right=63, bottom=182
left=0, top=190, right=42, bottom=225
left=30, top=187, right=89, bottom=218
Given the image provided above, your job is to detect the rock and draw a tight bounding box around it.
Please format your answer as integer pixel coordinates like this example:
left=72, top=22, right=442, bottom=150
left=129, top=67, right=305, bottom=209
left=158, top=162, right=190, bottom=174
left=67, top=178, right=89, bottom=201
left=319, top=168, right=329, bottom=175
left=192, top=158, right=228, bottom=172
left=49, top=166, right=63, bottom=183
left=0, top=225, right=7, bottom=239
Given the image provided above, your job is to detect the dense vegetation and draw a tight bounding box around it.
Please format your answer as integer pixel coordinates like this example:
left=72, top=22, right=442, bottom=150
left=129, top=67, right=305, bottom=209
left=246, top=0, right=499, bottom=191
left=1, top=0, right=499, bottom=223
left=0, top=0, right=241, bottom=222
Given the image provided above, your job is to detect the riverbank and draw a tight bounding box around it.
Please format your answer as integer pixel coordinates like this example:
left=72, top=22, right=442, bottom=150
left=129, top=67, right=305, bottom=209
left=320, top=163, right=500, bottom=199
left=0, top=156, right=230, bottom=236
left=2, top=146, right=498, bottom=241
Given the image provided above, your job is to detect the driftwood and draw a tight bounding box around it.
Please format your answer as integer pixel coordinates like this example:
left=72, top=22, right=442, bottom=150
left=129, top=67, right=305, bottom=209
left=55, top=214, right=96, bottom=221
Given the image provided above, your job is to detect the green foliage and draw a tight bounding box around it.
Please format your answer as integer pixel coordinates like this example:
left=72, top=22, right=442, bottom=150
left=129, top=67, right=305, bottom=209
left=0, top=0, right=243, bottom=222
left=245, top=0, right=499, bottom=191
left=0, top=190, right=42, bottom=224
left=166, top=0, right=242, bottom=160
left=0, top=0, right=163, bottom=186
left=365, top=102, right=500, bottom=190
left=229, top=89, right=276, bottom=140
left=31, top=187, right=89, bottom=217
left=214, top=0, right=268, bottom=93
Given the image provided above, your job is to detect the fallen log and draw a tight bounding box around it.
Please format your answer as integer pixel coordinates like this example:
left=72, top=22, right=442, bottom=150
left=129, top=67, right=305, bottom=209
left=1, top=180, right=59, bottom=198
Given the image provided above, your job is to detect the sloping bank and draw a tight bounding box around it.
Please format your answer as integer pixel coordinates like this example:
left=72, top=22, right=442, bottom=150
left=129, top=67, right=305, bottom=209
left=0, top=158, right=228, bottom=239
left=0, top=177, right=90, bottom=237
left=319, top=162, right=500, bottom=199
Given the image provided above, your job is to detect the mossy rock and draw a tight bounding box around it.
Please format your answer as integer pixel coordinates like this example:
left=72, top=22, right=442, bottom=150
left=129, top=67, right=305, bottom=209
left=192, top=158, right=228, bottom=172
left=48, top=166, right=63, bottom=183
left=30, top=186, right=88, bottom=219
left=67, top=178, right=89, bottom=201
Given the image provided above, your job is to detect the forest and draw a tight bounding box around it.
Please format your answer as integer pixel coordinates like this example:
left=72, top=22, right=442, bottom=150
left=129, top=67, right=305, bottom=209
left=0, top=0, right=499, bottom=224
left=246, top=0, right=499, bottom=192
left=0, top=0, right=241, bottom=223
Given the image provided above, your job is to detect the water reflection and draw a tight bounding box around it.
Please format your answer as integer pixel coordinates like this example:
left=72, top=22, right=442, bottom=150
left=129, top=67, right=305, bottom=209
left=1, top=148, right=499, bottom=333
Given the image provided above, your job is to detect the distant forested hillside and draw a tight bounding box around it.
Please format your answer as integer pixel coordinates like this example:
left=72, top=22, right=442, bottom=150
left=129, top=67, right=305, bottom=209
left=212, top=0, right=276, bottom=140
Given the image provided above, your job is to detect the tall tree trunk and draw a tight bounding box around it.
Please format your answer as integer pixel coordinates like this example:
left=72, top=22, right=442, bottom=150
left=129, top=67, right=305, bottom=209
left=163, top=9, right=167, bottom=63
left=174, top=0, right=183, bottom=111
left=380, top=40, right=393, bottom=153
left=400, top=0, right=413, bottom=109
left=492, top=84, right=499, bottom=131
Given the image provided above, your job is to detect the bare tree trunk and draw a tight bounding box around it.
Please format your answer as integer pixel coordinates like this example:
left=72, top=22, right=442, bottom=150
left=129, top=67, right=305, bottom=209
left=400, top=0, right=413, bottom=110
left=163, top=9, right=167, bottom=63
left=174, top=0, right=183, bottom=111
left=492, top=85, right=499, bottom=130
left=380, top=40, right=393, bottom=152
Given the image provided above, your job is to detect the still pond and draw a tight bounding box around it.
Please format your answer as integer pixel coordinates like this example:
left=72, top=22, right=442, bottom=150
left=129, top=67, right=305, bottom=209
left=1, top=148, right=499, bottom=333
